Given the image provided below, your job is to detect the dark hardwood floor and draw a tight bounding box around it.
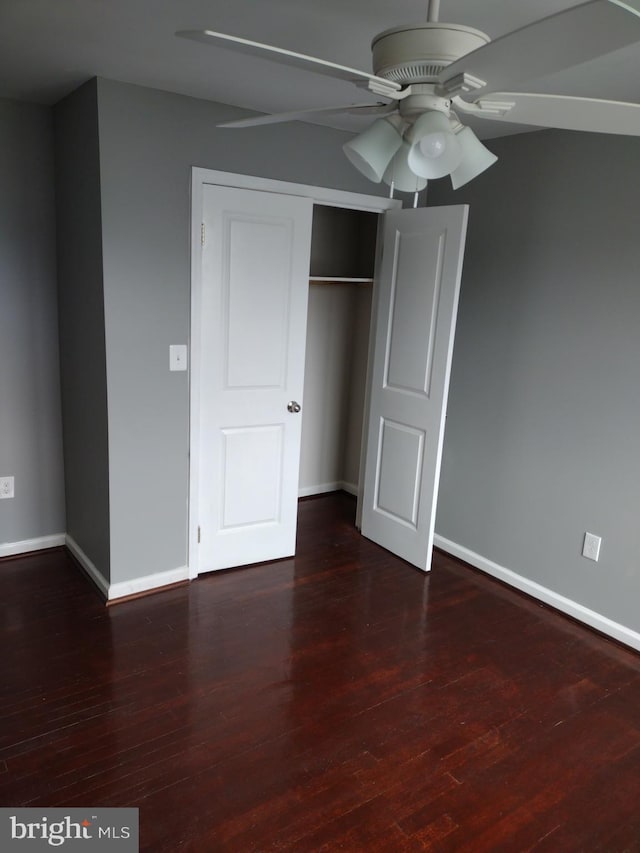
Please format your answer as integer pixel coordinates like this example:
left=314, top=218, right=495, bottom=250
left=2, top=492, right=640, bottom=851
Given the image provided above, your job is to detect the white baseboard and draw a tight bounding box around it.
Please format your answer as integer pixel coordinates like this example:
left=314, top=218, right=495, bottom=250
left=299, top=481, right=359, bottom=498
left=65, top=535, right=109, bottom=598
left=66, top=534, right=189, bottom=601
left=341, top=481, right=359, bottom=497
left=0, top=533, right=66, bottom=559
left=299, top=481, right=342, bottom=498
left=434, top=534, right=640, bottom=653
left=108, top=566, right=189, bottom=601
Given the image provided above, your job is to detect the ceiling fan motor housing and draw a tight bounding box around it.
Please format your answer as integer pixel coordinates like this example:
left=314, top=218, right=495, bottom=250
left=372, top=23, right=490, bottom=85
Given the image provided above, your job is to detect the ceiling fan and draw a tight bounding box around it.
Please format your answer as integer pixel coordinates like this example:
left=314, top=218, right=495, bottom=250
left=177, top=0, right=640, bottom=193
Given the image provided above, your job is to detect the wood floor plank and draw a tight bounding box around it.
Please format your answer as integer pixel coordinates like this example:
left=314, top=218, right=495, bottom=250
left=2, top=493, right=640, bottom=850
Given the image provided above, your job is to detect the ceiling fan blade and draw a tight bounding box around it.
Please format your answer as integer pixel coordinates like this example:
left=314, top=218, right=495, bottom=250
left=455, top=92, right=640, bottom=135
left=440, top=0, right=640, bottom=98
left=218, top=103, right=395, bottom=129
left=177, top=30, right=401, bottom=94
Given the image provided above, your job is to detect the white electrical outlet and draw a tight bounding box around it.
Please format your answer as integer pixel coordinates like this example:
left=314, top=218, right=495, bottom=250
left=0, top=476, right=15, bottom=499
left=582, top=531, right=602, bottom=562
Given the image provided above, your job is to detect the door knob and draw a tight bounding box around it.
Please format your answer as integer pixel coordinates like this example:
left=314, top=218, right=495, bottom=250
left=287, top=401, right=301, bottom=413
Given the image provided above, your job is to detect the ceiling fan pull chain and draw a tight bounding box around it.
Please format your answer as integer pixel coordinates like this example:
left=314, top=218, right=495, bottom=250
left=426, top=0, right=440, bottom=23
left=389, top=181, right=395, bottom=199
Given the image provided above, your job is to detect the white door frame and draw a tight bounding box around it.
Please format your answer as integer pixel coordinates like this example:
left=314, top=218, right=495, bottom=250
left=188, top=167, right=401, bottom=579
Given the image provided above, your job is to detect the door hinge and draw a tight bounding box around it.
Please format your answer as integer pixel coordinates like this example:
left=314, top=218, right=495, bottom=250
left=197, top=525, right=201, bottom=544
left=201, top=223, right=206, bottom=246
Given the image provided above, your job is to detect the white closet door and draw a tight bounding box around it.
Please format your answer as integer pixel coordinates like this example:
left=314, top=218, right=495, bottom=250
left=361, top=205, right=468, bottom=570
left=198, top=184, right=313, bottom=572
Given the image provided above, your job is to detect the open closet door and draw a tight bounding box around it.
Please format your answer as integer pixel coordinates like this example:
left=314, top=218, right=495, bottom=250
left=361, top=205, right=468, bottom=571
left=198, top=184, right=313, bottom=572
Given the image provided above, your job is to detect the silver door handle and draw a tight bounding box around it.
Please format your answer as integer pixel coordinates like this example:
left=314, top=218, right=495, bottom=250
left=287, top=401, right=301, bottom=413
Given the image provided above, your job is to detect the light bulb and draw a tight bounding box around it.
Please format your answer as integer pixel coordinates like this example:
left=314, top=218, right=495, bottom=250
left=405, top=110, right=463, bottom=179
left=419, top=132, right=448, bottom=160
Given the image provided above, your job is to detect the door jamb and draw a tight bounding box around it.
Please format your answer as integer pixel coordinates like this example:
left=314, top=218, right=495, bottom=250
left=188, top=167, right=401, bottom=579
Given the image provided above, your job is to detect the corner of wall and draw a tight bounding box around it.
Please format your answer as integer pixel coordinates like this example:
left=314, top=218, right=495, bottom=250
left=54, top=78, right=111, bottom=583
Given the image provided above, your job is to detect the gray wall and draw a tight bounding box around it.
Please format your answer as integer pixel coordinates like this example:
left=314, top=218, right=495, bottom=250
left=0, top=99, right=65, bottom=546
left=94, top=78, right=386, bottom=584
left=430, top=129, right=640, bottom=632
left=54, top=80, right=111, bottom=580
left=300, top=284, right=359, bottom=494
left=343, top=286, right=373, bottom=490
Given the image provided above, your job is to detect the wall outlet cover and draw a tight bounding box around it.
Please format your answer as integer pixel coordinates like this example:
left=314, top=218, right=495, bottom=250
left=0, top=476, right=15, bottom=499
left=582, top=531, right=602, bottom=562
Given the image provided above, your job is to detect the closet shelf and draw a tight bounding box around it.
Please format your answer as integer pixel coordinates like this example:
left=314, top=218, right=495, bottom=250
left=309, top=276, right=373, bottom=286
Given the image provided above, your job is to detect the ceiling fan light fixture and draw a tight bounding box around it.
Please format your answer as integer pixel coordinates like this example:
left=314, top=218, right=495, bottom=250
left=382, top=143, right=428, bottom=193
left=406, top=110, right=462, bottom=179
left=449, top=126, right=498, bottom=189
left=342, top=115, right=404, bottom=183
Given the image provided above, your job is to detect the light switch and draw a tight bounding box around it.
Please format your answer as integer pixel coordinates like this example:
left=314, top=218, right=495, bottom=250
left=170, top=344, right=188, bottom=372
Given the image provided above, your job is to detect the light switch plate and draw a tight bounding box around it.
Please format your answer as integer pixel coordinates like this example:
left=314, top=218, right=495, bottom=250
left=170, top=344, right=188, bottom=372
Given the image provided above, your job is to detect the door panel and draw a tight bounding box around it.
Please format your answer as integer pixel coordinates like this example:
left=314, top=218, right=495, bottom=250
left=221, top=425, right=283, bottom=528
left=375, top=418, right=424, bottom=527
left=226, top=217, right=293, bottom=388
left=386, top=229, right=444, bottom=396
left=361, top=205, right=468, bottom=571
left=199, top=184, right=313, bottom=572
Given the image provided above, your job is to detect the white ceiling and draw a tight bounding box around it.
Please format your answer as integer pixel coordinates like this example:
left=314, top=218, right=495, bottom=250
left=1, top=0, right=639, bottom=138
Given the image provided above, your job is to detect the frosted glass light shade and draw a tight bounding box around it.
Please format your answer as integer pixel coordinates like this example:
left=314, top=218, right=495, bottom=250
left=407, top=110, right=462, bottom=179
left=343, top=116, right=404, bottom=183
left=383, top=143, right=428, bottom=193
left=450, top=126, right=498, bottom=189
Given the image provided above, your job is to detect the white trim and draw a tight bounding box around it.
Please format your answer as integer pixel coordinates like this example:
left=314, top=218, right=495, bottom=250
left=108, top=566, right=189, bottom=601
left=298, top=480, right=359, bottom=498
left=189, top=168, right=401, bottom=579
left=66, top=534, right=189, bottom=601
left=191, top=167, right=401, bottom=213
left=341, top=481, right=359, bottom=497
left=434, top=534, right=640, bottom=652
left=0, top=534, right=65, bottom=559
left=299, top=482, right=342, bottom=498
left=356, top=214, right=386, bottom=531
left=65, top=535, right=109, bottom=598
left=188, top=171, right=205, bottom=580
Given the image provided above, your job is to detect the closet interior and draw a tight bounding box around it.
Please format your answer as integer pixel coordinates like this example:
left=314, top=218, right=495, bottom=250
left=299, top=204, right=380, bottom=498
